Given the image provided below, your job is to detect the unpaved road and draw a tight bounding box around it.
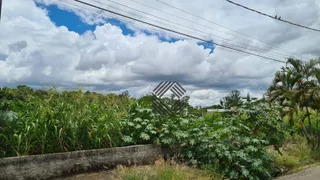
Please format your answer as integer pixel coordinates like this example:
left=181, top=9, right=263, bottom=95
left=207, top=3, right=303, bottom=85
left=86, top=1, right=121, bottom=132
left=277, top=166, right=320, bottom=180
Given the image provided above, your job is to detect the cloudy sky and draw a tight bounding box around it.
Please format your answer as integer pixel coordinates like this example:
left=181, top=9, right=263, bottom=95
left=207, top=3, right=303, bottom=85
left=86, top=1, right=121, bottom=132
left=0, top=0, right=319, bottom=106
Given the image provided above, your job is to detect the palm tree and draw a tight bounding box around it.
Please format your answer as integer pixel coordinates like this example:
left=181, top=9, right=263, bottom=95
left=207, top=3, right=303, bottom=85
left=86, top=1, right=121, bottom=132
left=290, top=58, right=320, bottom=137
left=267, top=67, right=300, bottom=126
left=310, top=65, right=320, bottom=148
left=268, top=58, right=320, bottom=145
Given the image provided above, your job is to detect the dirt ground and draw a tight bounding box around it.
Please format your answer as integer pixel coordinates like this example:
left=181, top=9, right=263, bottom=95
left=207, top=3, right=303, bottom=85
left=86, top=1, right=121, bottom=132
left=55, top=171, right=118, bottom=180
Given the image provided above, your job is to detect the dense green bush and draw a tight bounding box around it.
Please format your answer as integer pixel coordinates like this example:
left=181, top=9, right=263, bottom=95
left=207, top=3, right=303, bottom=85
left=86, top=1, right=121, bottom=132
left=121, top=103, right=158, bottom=145
left=182, top=117, right=274, bottom=179
left=120, top=102, right=286, bottom=180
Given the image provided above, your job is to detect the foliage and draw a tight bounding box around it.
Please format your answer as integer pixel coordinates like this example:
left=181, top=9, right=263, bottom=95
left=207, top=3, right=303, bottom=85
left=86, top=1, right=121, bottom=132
left=268, top=135, right=320, bottom=175
left=121, top=101, right=285, bottom=180
left=121, top=103, right=193, bottom=148
left=121, top=103, right=158, bottom=145
left=0, top=84, right=293, bottom=179
left=220, top=90, right=243, bottom=109
left=0, top=87, right=131, bottom=157
left=114, top=158, right=214, bottom=180
left=267, top=58, right=320, bottom=149
left=239, top=103, right=286, bottom=152
left=137, top=94, right=153, bottom=108
left=180, top=115, right=279, bottom=179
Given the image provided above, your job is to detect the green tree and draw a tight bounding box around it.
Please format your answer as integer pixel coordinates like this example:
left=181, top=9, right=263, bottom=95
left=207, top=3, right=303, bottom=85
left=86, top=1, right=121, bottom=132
left=220, top=90, right=243, bottom=109
left=268, top=65, right=300, bottom=126
left=268, top=58, right=320, bottom=147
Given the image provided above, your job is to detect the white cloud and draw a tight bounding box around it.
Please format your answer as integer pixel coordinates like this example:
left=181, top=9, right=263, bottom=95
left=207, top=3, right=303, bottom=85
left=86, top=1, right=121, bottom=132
left=0, top=0, right=319, bottom=106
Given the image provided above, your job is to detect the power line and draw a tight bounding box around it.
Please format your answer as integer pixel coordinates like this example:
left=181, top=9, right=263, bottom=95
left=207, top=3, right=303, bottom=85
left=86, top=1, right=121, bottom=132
left=59, top=0, right=198, bottom=40
left=61, top=0, right=291, bottom=62
left=93, top=0, right=291, bottom=59
left=78, top=0, right=287, bottom=60
left=96, top=0, right=215, bottom=38
left=71, top=0, right=286, bottom=63
left=155, top=0, right=302, bottom=58
left=125, top=0, right=295, bottom=59
left=58, top=0, right=293, bottom=61
left=226, top=0, right=320, bottom=33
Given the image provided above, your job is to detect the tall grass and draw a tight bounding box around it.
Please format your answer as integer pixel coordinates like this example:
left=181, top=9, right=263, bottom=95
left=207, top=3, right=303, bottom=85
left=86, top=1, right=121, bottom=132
left=0, top=87, right=131, bottom=157
left=268, top=135, right=320, bottom=175
left=114, top=158, right=215, bottom=180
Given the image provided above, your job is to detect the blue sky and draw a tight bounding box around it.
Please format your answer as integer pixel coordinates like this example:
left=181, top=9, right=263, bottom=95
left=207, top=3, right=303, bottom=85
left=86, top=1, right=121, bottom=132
left=35, top=2, right=214, bottom=53
left=4, top=0, right=319, bottom=106
left=36, top=3, right=96, bottom=34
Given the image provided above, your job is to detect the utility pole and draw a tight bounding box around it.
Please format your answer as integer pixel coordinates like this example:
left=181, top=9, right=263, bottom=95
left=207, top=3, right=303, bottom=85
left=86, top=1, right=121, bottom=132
left=0, top=0, right=2, bottom=22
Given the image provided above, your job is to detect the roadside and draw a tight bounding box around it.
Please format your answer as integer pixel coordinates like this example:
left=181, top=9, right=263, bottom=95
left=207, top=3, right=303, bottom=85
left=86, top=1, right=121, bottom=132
left=59, top=164, right=320, bottom=180
left=59, top=136, right=320, bottom=180
left=56, top=159, right=216, bottom=180
left=277, top=165, right=320, bottom=180
left=56, top=171, right=117, bottom=180
left=267, top=136, right=320, bottom=176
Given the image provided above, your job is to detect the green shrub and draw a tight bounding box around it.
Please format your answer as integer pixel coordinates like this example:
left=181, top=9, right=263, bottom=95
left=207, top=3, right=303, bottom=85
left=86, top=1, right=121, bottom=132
left=121, top=103, right=158, bottom=145
left=122, top=103, right=285, bottom=180
left=273, top=154, right=300, bottom=170
left=181, top=117, right=274, bottom=180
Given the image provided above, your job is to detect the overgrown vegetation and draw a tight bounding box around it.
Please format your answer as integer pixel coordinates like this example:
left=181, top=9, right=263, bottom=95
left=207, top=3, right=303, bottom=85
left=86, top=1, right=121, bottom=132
left=268, top=135, right=320, bottom=175
left=0, top=85, right=131, bottom=157
left=113, top=158, right=215, bottom=180
left=267, top=58, right=320, bottom=149
left=119, top=101, right=286, bottom=179
left=0, top=87, right=285, bottom=179
left=1, top=58, right=320, bottom=179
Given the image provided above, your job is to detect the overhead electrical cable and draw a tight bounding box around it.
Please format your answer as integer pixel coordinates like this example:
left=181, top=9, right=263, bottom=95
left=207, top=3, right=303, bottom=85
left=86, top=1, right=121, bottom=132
left=155, top=0, right=302, bottom=58
left=226, top=0, right=320, bottom=33
left=70, top=0, right=286, bottom=63
left=55, top=0, right=192, bottom=40
left=57, top=0, right=293, bottom=61
left=125, top=0, right=295, bottom=59
left=93, top=0, right=293, bottom=60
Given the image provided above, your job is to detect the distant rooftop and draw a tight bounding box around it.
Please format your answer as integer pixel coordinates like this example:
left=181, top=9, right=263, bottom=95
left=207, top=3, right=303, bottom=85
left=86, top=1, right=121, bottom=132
left=206, top=109, right=232, bottom=113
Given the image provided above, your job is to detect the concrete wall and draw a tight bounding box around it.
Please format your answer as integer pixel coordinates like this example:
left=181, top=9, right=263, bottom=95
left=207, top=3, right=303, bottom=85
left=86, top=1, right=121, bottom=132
left=0, top=145, right=163, bottom=180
